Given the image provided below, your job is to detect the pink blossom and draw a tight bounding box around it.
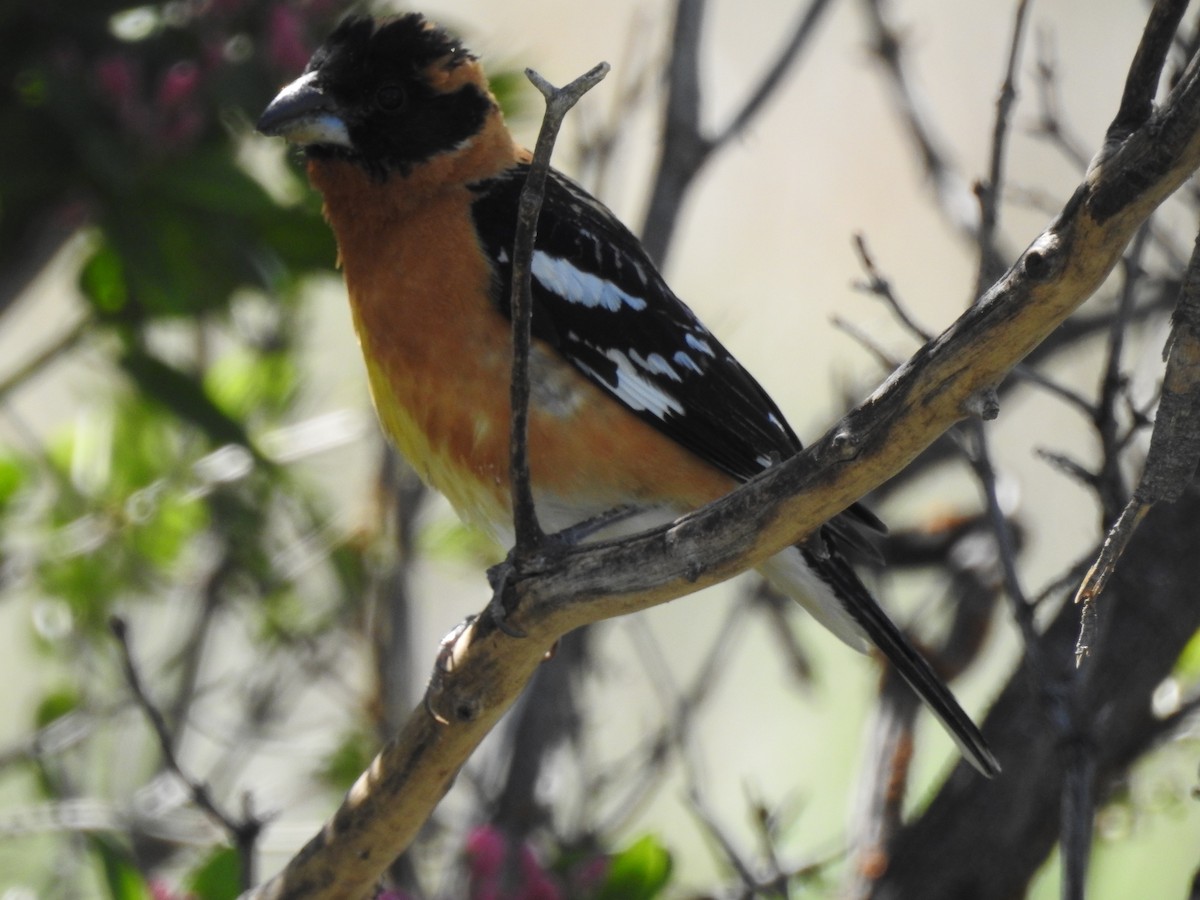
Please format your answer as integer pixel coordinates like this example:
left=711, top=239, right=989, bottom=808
left=464, top=826, right=565, bottom=900
left=267, top=4, right=311, bottom=74
left=465, top=825, right=507, bottom=880
left=156, top=61, right=200, bottom=108
left=148, top=880, right=190, bottom=900
left=96, top=54, right=138, bottom=103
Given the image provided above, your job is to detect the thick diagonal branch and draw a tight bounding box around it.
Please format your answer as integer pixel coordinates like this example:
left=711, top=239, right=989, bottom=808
left=245, top=27, right=1200, bottom=900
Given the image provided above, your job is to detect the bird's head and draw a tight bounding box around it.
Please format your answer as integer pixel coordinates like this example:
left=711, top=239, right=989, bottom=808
left=257, top=14, right=495, bottom=178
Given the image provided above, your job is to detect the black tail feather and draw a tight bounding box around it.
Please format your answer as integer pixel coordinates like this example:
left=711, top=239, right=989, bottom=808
left=805, top=545, right=1001, bottom=778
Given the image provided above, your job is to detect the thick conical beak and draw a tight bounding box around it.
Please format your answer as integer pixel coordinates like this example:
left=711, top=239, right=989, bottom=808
left=257, top=70, right=352, bottom=149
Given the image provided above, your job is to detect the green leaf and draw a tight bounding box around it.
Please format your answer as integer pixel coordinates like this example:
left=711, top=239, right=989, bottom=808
left=1174, top=626, right=1200, bottom=680
left=0, top=452, right=26, bottom=512
left=317, top=729, right=378, bottom=792
left=92, top=835, right=152, bottom=900
left=34, top=686, right=80, bottom=728
left=185, top=846, right=242, bottom=900
left=129, top=489, right=208, bottom=567
left=204, top=348, right=298, bottom=421
left=80, top=242, right=129, bottom=315
left=594, top=835, right=673, bottom=900
left=149, top=148, right=280, bottom=218
left=118, top=348, right=261, bottom=458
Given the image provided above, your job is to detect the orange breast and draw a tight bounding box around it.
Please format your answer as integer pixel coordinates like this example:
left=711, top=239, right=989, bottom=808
left=312, top=157, right=735, bottom=537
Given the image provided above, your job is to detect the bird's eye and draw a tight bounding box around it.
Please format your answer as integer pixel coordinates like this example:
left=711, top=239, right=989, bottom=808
left=376, top=83, right=408, bottom=112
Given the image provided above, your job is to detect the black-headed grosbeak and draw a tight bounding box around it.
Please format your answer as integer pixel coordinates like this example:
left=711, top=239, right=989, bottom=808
left=257, top=14, right=998, bottom=777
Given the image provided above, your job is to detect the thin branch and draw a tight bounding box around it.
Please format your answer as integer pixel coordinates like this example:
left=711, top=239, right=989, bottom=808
left=1010, top=363, right=1098, bottom=416
left=1074, top=218, right=1200, bottom=648
left=1073, top=496, right=1150, bottom=662
left=110, top=617, right=264, bottom=890
left=852, top=233, right=933, bottom=342
left=641, top=0, right=836, bottom=264
left=1031, top=29, right=1092, bottom=170
left=0, top=316, right=89, bottom=401
left=711, top=0, right=837, bottom=150
left=1094, top=226, right=1151, bottom=520
left=861, top=0, right=984, bottom=248
left=1059, top=725, right=1097, bottom=900
left=974, top=0, right=1033, bottom=299
left=831, top=315, right=904, bottom=371
left=1109, top=0, right=1191, bottom=141
left=685, top=784, right=760, bottom=895
left=963, top=425, right=1038, bottom=657
left=507, top=62, right=611, bottom=552
left=592, top=601, right=747, bottom=836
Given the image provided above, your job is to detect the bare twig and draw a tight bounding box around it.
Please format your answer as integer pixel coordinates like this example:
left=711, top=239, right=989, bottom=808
left=711, top=0, right=837, bottom=150
left=831, top=315, right=904, bottom=371
left=685, top=782, right=760, bottom=895
left=592, top=602, right=748, bottom=836
left=508, top=62, right=611, bottom=552
left=860, top=0, right=984, bottom=249
left=110, top=617, right=264, bottom=890
left=1010, top=363, right=1097, bottom=415
left=0, top=316, right=89, bottom=401
left=855, top=11, right=1033, bottom=883
left=974, top=0, right=1033, bottom=298
left=852, top=233, right=933, bottom=342
left=1108, top=0, right=1191, bottom=142
left=640, top=0, right=836, bottom=264
left=1094, top=227, right=1151, bottom=520
left=1075, top=219, right=1200, bottom=649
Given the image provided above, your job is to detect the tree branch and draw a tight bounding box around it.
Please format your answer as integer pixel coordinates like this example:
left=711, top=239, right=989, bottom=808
left=1074, top=217, right=1200, bottom=651
left=868, top=483, right=1200, bottom=899
left=640, top=0, right=835, bottom=264
left=245, top=16, right=1200, bottom=900
left=507, top=62, right=611, bottom=552
left=111, top=617, right=264, bottom=890
left=1109, top=0, right=1190, bottom=141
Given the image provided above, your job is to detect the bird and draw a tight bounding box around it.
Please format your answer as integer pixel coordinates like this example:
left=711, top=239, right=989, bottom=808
left=257, top=13, right=999, bottom=777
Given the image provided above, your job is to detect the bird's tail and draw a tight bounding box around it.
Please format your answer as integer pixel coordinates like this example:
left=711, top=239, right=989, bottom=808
left=759, top=544, right=1000, bottom=778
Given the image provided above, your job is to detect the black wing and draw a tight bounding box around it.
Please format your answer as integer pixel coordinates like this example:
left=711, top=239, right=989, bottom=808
left=471, top=165, right=884, bottom=543
left=471, top=165, right=800, bottom=483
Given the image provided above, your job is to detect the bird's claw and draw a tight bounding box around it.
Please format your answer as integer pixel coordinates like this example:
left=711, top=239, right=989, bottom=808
left=485, top=556, right=528, bottom=638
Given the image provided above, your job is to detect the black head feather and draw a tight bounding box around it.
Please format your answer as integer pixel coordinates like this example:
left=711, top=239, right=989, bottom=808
left=269, top=13, right=494, bottom=177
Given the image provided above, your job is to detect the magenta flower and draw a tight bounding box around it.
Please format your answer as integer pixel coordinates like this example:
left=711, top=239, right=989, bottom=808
left=267, top=4, right=311, bottom=74
left=156, top=61, right=200, bottom=109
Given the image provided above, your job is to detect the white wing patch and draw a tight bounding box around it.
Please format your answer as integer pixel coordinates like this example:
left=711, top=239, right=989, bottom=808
left=684, top=332, right=716, bottom=357
left=532, top=251, right=649, bottom=312
left=672, top=350, right=703, bottom=375
left=575, top=349, right=686, bottom=420
left=630, top=349, right=681, bottom=382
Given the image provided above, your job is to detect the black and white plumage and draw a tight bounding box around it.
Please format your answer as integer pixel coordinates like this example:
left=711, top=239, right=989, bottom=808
left=470, top=166, right=998, bottom=777
left=473, top=166, right=799, bottom=481
left=257, top=12, right=998, bottom=778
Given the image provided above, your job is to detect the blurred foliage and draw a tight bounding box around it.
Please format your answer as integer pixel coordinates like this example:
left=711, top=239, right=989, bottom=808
left=592, top=835, right=673, bottom=900
left=0, top=1, right=666, bottom=896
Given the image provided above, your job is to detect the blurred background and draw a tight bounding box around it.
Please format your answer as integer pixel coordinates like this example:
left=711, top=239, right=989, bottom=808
left=1, top=0, right=1198, bottom=897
